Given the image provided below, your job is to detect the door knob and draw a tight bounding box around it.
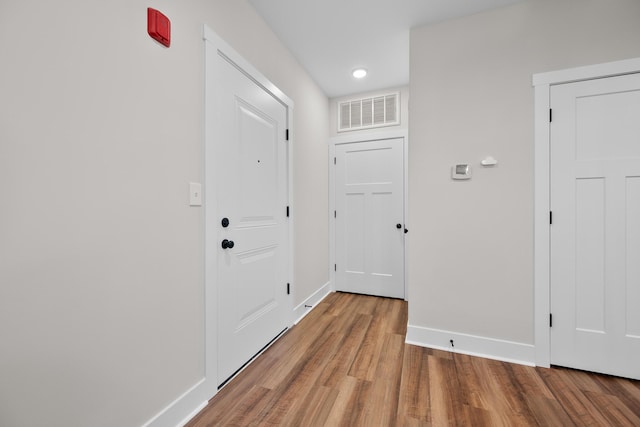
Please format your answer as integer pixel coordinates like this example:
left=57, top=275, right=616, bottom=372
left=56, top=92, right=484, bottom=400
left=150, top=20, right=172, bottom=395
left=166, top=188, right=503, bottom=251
left=221, top=239, right=235, bottom=249
left=221, top=217, right=230, bottom=228
left=396, top=223, right=402, bottom=229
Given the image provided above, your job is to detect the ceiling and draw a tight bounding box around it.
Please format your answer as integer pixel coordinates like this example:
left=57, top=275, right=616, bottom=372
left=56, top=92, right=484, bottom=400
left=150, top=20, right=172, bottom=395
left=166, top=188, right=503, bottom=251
left=249, top=0, right=525, bottom=98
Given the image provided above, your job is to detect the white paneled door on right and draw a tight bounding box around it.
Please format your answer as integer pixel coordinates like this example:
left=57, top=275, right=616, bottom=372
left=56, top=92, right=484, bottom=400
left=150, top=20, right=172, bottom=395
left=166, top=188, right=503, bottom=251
left=550, top=72, right=640, bottom=380
left=335, top=138, right=405, bottom=299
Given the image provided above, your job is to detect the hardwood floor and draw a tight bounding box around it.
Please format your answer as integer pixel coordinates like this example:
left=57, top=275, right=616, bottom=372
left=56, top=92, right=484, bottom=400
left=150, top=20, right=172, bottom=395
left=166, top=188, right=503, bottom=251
left=187, top=292, right=640, bottom=426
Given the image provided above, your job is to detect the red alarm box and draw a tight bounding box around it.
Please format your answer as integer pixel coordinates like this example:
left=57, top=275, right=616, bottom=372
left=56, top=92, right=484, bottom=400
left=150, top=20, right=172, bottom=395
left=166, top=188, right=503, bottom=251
left=147, top=8, right=171, bottom=47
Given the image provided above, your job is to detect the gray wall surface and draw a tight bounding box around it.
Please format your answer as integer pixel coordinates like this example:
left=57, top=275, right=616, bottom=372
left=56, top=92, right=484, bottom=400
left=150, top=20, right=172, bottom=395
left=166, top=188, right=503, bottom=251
left=0, top=1, right=328, bottom=425
left=409, top=0, right=640, bottom=344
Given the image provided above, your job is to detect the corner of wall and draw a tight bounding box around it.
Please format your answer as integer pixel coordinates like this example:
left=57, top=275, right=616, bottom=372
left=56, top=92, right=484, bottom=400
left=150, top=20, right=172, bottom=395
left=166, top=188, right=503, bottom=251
left=293, top=281, right=332, bottom=325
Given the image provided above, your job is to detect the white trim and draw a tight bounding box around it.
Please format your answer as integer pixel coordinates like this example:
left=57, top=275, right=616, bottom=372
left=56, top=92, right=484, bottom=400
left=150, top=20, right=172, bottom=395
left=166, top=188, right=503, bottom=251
left=402, top=131, right=409, bottom=302
left=328, top=129, right=409, bottom=301
left=330, top=128, right=408, bottom=145
left=533, top=80, right=551, bottom=368
left=328, top=142, right=336, bottom=292
left=532, top=57, right=640, bottom=87
left=286, top=112, right=295, bottom=327
left=293, top=283, right=332, bottom=324
left=175, top=401, right=209, bottom=427
left=141, top=379, right=208, bottom=427
left=406, top=325, right=535, bottom=367
left=532, top=57, right=640, bottom=368
left=202, top=27, right=293, bottom=107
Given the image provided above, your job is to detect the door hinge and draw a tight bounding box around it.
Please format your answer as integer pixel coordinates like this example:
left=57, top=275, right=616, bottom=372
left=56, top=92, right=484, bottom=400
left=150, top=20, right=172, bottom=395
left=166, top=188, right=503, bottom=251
left=286, top=206, right=290, bottom=217
left=549, top=109, right=553, bottom=122
left=334, top=264, right=337, bottom=272
left=334, top=157, right=336, bottom=165
left=334, top=210, right=336, bottom=218
left=287, top=283, right=290, bottom=295
left=550, top=313, right=553, bottom=327
left=286, top=129, right=289, bottom=141
left=549, top=211, right=553, bottom=225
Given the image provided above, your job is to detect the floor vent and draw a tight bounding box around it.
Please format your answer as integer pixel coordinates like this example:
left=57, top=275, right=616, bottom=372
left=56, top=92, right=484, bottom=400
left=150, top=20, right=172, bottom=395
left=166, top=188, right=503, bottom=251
left=338, top=92, right=400, bottom=132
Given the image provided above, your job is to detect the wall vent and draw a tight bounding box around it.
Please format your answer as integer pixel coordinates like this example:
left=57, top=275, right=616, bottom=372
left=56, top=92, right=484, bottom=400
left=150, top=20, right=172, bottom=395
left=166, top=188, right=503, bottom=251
left=338, top=92, right=400, bottom=132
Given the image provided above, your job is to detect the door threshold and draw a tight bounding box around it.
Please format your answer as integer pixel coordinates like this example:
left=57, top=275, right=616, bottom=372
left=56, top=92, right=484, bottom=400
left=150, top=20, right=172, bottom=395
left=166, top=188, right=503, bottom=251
left=218, top=327, right=288, bottom=390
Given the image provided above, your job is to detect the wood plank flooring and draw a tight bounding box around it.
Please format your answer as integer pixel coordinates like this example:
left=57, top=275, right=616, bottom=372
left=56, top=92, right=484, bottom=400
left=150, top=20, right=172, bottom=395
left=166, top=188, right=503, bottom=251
left=187, top=292, right=640, bottom=426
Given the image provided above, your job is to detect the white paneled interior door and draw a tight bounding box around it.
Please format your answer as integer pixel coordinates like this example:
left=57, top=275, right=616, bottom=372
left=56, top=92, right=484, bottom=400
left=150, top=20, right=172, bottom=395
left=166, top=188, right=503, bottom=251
left=550, top=72, right=640, bottom=380
left=211, top=47, right=289, bottom=387
left=334, top=138, right=405, bottom=299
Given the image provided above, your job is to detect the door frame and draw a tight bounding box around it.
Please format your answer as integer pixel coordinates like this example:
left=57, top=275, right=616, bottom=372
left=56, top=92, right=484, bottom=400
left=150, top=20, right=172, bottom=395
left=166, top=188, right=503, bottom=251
left=328, top=129, right=409, bottom=300
left=204, top=25, right=295, bottom=391
left=532, top=57, right=640, bottom=368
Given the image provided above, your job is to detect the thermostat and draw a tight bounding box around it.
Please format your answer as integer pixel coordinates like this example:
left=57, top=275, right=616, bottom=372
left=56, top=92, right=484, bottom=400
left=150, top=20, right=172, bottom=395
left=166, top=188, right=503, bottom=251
left=452, top=164, right=471, bottom=180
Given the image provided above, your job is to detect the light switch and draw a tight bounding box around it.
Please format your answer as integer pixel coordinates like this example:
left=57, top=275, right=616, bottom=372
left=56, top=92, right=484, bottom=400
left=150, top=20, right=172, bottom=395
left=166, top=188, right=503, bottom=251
left=189, top=182, right=202, bottom=206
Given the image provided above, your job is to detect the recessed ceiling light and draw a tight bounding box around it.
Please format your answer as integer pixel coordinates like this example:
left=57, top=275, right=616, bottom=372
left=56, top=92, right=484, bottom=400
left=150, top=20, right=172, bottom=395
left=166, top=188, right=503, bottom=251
left=352, top=68, right=367, bottom=79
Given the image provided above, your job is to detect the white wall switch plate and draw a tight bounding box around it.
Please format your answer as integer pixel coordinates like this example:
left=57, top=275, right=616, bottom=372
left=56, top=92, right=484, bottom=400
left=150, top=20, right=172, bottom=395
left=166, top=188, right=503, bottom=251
left=189, top=182, right=202, bottom=206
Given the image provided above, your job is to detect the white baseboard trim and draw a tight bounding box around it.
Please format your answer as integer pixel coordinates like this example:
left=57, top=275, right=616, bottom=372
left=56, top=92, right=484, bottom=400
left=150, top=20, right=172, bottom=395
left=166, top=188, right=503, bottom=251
left=142, top=378, right=210, bottom=427
left=293, top=281, right=331, bottom=325
left=176, top=400, right=208, bottom=427
left=406, top=325, right=535, bottom=367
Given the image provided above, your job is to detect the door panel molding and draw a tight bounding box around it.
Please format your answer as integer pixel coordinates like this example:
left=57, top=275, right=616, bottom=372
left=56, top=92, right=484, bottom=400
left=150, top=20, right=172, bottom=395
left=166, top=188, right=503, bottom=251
left=533, top=57, right=640, bottom=369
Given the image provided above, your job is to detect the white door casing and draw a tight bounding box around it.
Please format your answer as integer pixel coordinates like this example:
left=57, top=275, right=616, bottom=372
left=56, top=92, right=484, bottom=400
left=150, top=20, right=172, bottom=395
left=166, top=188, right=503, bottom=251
left=205, top=28, right=293, bottom=389
left=549, top=72, right=640, bottom=379
left=333, top=137, right=405, bottom=299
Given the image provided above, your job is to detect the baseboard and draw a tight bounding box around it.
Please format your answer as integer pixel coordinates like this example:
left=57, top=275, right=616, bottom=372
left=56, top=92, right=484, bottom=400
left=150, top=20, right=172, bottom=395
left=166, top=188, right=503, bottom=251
left=406, top=325, right=535, bottom=367
left=176, top=400, right=208, bottom=427
left=293, top=281, right=331, bottom=324
left=142, top=378, right=211, bottom=427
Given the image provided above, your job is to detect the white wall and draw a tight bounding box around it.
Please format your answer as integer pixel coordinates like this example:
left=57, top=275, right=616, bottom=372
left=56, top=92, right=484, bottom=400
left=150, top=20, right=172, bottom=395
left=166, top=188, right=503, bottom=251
left=408, top=0, right=640, bottom=357
left=0, top=1, right=328, bottom=426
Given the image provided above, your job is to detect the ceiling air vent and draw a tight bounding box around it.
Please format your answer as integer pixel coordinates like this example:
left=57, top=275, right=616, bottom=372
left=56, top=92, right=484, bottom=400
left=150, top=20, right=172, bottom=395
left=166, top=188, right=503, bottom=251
left=338, top=92, right=400, bottom=132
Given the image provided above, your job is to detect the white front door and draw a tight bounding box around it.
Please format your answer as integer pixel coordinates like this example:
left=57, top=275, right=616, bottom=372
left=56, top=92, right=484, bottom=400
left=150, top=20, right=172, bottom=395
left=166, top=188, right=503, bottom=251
left=550, top=72, right=640, bottom=379
left=334, top=138, right=405, bottom=299
left=210, top=48, right=290, bottom=386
